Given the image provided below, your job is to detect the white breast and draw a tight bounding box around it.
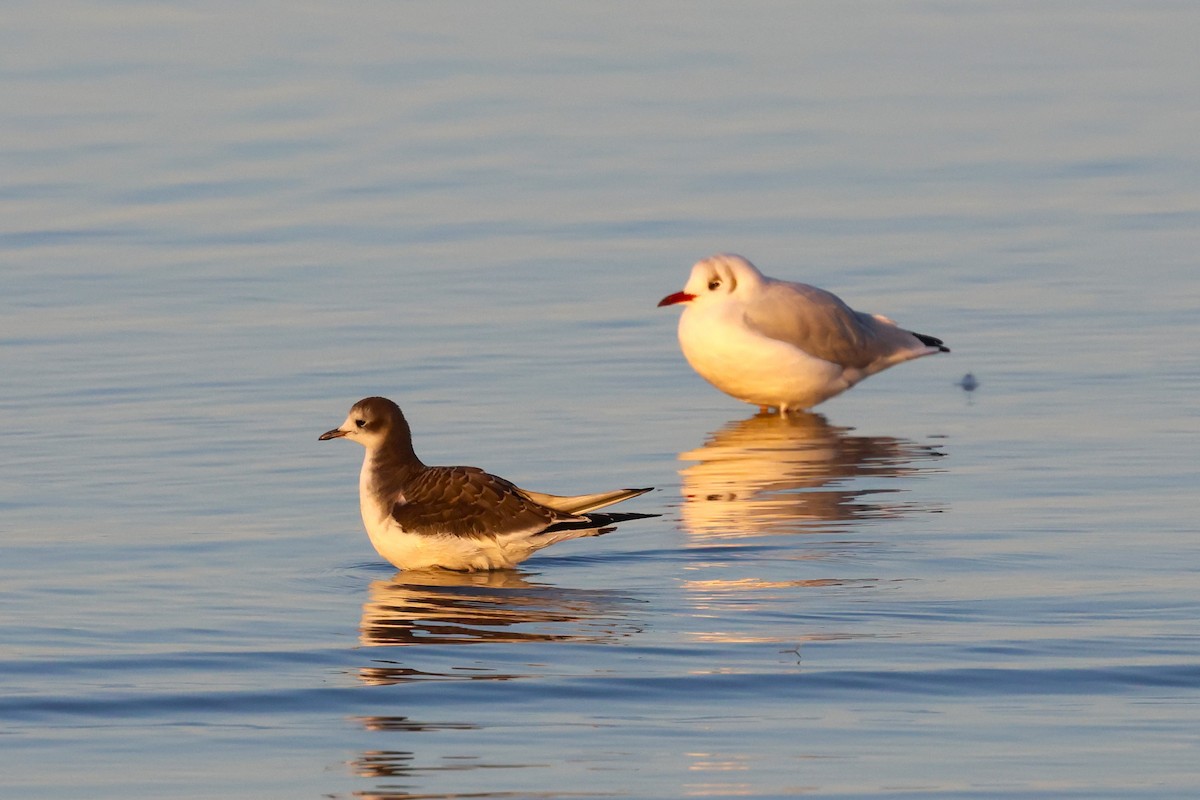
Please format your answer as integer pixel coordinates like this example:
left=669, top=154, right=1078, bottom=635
left=678, top=303, right=857, bottom=411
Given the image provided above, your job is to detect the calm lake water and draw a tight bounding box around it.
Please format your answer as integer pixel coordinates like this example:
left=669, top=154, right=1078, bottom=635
left=4, top=2, right=1199, bottom=798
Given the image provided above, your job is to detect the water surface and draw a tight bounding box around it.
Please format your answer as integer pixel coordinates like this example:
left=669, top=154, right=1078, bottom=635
left=3, top=2, right=1199, bottom=798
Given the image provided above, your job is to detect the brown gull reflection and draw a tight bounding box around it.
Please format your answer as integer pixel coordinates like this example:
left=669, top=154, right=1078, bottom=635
left=347, top=745, right=547, bottom=799
left=358, top=569, right=639, bottom=661
left=678, top=411, right=944, bottom=537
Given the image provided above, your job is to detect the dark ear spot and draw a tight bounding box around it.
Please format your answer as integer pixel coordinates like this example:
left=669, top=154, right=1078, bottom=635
left=709, top=268, right=734, bottom=292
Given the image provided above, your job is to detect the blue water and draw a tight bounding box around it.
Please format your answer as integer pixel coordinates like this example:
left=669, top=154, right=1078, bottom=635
left=3, top=2, right=1199, bottom=798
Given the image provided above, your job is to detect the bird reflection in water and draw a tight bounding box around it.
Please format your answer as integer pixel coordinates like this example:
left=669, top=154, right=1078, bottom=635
left=677, top=412, right=946, bottom=646
left=357, top=569, right=640, bottom=685
left=347, top=742, right=541, bottom=794
left=678, top=411, right=945, bottom=538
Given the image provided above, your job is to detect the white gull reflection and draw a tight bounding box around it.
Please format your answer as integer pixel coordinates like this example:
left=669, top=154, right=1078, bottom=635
left=677, top=411, right=944, bottom=538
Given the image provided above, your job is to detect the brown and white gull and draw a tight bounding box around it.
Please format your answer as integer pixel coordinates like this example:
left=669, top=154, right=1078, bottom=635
left=320, top=396, right=654, bottom=571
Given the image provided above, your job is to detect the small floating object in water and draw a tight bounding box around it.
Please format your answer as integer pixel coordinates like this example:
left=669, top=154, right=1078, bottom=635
left=957, top=373, right=979, bottom=391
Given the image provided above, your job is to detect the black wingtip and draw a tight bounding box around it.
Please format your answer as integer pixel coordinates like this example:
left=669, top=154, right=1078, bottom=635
left=543, top=511, right=661, bottom=536
left=591, top=511, right=661, bottom=525
left=914, top=332, right=950, bottom=353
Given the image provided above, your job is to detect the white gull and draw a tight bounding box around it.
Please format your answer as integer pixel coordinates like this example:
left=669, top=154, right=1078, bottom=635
left=658, top=253, right=949, bottom=412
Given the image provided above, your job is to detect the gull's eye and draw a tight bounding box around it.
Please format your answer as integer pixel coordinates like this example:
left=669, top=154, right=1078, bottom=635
left=707, top=280, right=721, bottom=291
left=355, top=419, right=367, bottom=429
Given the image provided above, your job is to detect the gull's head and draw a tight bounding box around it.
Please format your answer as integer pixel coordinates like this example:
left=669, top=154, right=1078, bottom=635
left=319, top=396, right=404, bottom=450
left=658, top=253, right=765, bottom=309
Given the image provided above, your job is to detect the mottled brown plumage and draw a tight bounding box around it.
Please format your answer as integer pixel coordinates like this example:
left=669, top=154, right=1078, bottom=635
left=386, top=465, right=570, bottom=540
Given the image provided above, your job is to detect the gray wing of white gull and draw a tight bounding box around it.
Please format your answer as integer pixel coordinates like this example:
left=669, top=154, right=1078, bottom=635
left=743, top=279, right=947, bottom=368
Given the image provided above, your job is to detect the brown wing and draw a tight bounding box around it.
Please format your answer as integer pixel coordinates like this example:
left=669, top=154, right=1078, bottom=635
left=388, top=466, right=582, bottom=539
left=743, top=281, right=926, bottom=368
